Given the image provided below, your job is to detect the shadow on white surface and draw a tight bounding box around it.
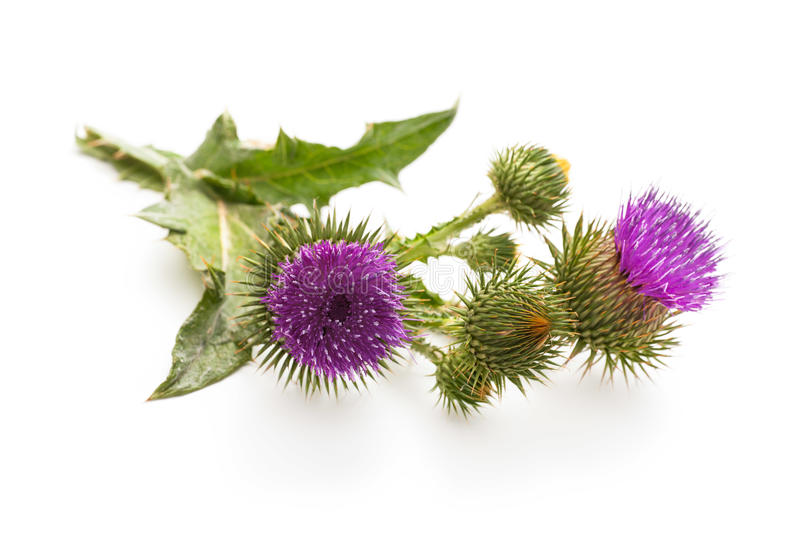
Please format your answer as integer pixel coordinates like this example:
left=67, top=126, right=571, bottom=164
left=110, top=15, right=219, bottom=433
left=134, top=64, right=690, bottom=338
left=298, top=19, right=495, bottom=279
left=220, top=359, right=663, bottom=491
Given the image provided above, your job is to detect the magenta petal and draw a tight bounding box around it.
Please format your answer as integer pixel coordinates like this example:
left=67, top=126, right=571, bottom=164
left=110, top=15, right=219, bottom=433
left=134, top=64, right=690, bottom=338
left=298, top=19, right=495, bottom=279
left=262, top=240, right=410, bottom=380
left=614, top=188, right=722, bottom=312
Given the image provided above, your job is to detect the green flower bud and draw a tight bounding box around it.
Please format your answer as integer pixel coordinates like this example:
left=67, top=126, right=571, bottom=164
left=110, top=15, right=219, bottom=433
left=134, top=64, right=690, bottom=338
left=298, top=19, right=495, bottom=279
left=433, top=348, right=495, bottom=416
left=452, top=262, right=574, bottom=388
left=488, top=145, right=570, bottom=229
left=453, top=230, right=518, bottom=272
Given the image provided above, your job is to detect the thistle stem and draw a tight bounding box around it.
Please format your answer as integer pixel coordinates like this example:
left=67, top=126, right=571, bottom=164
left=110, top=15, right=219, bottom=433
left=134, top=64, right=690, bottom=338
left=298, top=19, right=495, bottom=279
left=410, top=339, right=446, bottom=364
left=395, top=194, right=503, bottom=266
left=419, top=315, right=457, bottom=331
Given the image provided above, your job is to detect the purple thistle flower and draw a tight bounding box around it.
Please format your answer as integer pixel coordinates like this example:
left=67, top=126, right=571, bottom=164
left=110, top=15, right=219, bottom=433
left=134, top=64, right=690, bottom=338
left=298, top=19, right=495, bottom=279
left=614, top=187, right=722, bottom=312
left=263, top=240, right=410, bottom=380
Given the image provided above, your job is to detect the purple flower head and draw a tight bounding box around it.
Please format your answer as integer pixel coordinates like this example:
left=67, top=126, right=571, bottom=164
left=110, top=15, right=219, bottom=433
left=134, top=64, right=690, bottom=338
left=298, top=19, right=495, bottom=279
left=614, top=187, right=722, bottom=311
left=263, top=240, right=410, bottom=380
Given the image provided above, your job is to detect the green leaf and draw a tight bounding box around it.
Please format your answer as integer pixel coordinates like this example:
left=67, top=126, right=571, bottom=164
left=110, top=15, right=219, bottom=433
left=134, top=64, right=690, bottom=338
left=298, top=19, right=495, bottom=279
left=77, top=127, right=178, bottom=192
left=136, top=161, right=270, bottom=273
left=79, top=130, right=275, bottom=399
left=184, top=112, right=259, bottom=176
left=148, top=267, right=252, bottom=400
left=190, top=105, right=457, bottom=206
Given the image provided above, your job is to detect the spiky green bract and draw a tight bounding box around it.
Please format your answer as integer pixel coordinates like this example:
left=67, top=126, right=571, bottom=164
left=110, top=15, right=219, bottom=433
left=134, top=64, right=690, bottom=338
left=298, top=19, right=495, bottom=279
left=452, top=261, right=574, bottom=392
left=453, top=230, right=518, bottom=272
left=432, top=347, right=496, bottom=417
left=237, top=208, right=425, bottom=396
left=543, top=217, right=680, bottom=381
left=488, top=145, right=570, bottom=229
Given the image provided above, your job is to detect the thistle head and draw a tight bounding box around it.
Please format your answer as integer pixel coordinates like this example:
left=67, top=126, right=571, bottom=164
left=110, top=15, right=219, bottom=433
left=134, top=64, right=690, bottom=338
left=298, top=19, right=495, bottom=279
left=453, top=230, right=518, bottom=272
left=545, top=217, right=679, bottom=380
left=240, top=209, right=414, bottom=392
left=453, top=262, right=573, bottom=387
left=614, top=187, right=722, bottom=311
left=488, top=145, right=570, bottom=229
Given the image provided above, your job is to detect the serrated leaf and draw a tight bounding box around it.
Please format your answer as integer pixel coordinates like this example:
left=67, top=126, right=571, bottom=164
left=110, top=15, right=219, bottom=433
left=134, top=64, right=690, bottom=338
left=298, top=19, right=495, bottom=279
left=190, top=105, right=457, bottom=206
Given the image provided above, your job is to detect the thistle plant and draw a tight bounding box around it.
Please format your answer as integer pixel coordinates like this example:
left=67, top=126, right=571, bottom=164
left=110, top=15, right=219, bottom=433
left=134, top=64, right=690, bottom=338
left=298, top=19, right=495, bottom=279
left=78, top=106, right=457, bottom=399
left=80, top=104, right=724, bottom=416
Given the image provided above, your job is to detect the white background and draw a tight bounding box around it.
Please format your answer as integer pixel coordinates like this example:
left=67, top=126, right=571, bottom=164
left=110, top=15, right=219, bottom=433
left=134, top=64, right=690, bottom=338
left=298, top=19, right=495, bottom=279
left=2, top=1, right=798, bottom=531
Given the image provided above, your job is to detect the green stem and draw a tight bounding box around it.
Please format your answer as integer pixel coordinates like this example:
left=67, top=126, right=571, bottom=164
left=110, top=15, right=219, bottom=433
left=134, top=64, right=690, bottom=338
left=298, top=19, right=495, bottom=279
left=410, top=339, right=446, bottom=364
left=417, top=312, right=458, bottom=332
left=395, top=194, right=503, bottom=266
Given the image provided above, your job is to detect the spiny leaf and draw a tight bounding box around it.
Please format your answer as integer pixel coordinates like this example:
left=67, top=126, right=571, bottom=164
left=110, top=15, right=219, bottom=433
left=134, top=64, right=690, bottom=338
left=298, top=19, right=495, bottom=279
left=193, top=105, right=458, bottom=207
